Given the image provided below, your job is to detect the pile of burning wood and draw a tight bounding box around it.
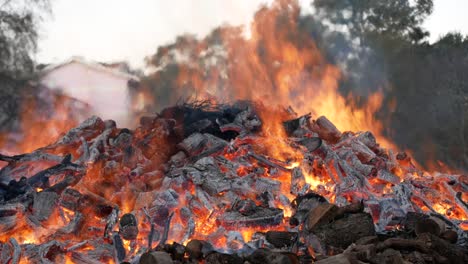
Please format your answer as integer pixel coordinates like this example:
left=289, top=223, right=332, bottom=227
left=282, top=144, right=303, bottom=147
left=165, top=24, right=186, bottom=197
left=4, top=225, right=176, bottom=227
left=0, top=101, right=467, bottom=263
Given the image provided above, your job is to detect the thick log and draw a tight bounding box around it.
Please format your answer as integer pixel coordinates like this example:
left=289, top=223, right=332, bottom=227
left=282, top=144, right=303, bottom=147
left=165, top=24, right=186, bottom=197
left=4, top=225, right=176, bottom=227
left=311, top=116, right=341, bottom=143
left=417, top=233, right=468, bottom=264
left=305, top=203, right=339, bottom=231
left=247, top=248, right=293, bottom=264
left=350, top=140, right=376, bottom=164
left=178, top=133, right=207, bottom=156
left=312, top=213, right=375, bottom=249
left=205, top=252, right=243, bottom=264
left=139, top=251, right=174, bottom=264
left=27, top=154, right=84, bottom=189
left=185, top=239, right=213, bottom=260
left=283, top=113, right=311, bottom=136
left=296, top=137, right=322, bottom=152
left=265, top=231, right=298, bottom=248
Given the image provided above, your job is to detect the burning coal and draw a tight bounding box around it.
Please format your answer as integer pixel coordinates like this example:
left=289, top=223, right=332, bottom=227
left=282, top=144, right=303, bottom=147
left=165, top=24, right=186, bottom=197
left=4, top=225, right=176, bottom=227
left=0, top=101, right=467, bottom=263
left=0, top=0, right=467, bottom=263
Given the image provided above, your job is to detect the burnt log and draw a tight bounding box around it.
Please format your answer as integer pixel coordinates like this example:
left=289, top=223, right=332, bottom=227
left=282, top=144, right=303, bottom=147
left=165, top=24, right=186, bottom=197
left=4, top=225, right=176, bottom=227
left=417, top=233, right=468, bottom=264
left=205, top=252, right=244, bottom=264
left=247, top=249, right=293, bottom=264
left=112, top=232, right=126, bottom=262
left=33, top=191, right=59, bottom=221
left=305, top=203, right=339, bottom=231
left=10, top=238, right=21, bottom=264
left=139, top=251, right=174, bottom=264
left=295, top=137, right=322, bottom=152
left=185, top=239, right=213, bottom=260
left=282, top=113, right=311, bottom=136
left=218, top=206, right=284, bottom=229
left=265, top=231, right=298, bottom=249
left=311, top=116, right=341, bottom=143
left=119, top=213, right=139, bottom=240
left=312, top=213, right=375, bottom=249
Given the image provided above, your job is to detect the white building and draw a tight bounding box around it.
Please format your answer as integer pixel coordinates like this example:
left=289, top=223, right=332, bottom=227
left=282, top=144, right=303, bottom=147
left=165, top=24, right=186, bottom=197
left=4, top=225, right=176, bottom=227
left=39, top=57, right=141, bottom=126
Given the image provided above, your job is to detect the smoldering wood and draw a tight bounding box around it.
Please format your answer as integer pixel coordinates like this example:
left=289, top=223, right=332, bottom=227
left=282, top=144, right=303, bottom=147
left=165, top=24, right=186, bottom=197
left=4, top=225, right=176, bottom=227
left=70, top=252, right=102, bottom=264
left=185, top=239, right=214, bottom=260
left=350, top=140, right=376, bottom=164
left=265, top=231, right=298, bottom=249
left=305, top=203, right=339, bottom=231
left=282, top=113, right=311, bottom=136
left=205, top=252, right=244, bottom=264
left=9, top=238, right=21, bottom=264
left=119, top=213, right=139, bottom=240
left=219, top=206, right=284, bottom=229
left=27, top=154, right=84, bottom=188
left=290, top=167, right=309, bottom=196
left=161, top=242, right=186, bottom=262
left=178, top=133, right=207, bottom=156
left=32, top=191, right=59, bottom=221
left=104, top=207, right=120, bottom=238
left=295, top=137, right=322, bottom=152
left=247, top=248, right=293, bottom=264
left=0, top=152, right=63, bottom=164
left=311, top=116, right=342, bottom=143
left=248, top=152, right=290, bottom=172
left=312, top=213, right=375, bottom=249
left=139, top=251, right=174, bottom=264
left=158, top=211, right=174, bottom=247
left=112, top=232, right=126, bottom=262
left=441, top=230, right=458, bottom=244
left=417, top=233, right=468, bottom=264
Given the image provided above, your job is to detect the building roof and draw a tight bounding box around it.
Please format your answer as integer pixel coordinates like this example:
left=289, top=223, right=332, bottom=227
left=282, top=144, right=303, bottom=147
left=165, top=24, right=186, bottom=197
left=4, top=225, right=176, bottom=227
left=40, top=56, right=141, bottom=81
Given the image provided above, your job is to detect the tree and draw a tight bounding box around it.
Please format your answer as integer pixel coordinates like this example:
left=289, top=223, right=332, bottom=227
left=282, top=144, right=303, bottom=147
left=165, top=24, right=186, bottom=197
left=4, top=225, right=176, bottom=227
left=0, top=0, right=51, bottom=78
left=0, top=0, right=51, bottom=134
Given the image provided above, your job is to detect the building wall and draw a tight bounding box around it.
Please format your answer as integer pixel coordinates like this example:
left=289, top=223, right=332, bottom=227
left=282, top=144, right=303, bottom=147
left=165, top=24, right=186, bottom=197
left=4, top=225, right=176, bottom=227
left=40, top=62, right=131, bottom=126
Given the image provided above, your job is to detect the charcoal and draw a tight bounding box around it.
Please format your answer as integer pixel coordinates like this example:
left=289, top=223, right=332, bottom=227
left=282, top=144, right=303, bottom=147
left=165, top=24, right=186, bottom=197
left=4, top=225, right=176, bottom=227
left=265, top=231, right=298, bottom=248
left=54, top=116, right=105, bottom=146
left=119, top=213, right=139, bottom=240
left=9, top=238, right=21, bottom=264
left=185, top=239, right=213, bottom=260
left=415, top=216, right=445, bottom=236
left=169, top=151, right=186, bottom=167
left=350, top=140, right=376, bottom=164
left=305, top=203, right=339, bottom=231
left=178, top=133, right=207, bottom=156
left=312, top=213, right=375, bottom=249
left=296, top=137, right=322, bottom=152
left=205, top=252, right=244, bottom=264
left=356, top=131, right=378, bottom=150
left=164, top=242, right=186, bottom=261
left=139, top=251, right=173, bottom=264
left=311, top=116, right=341, bottom=143
left=375, top=169, right=400, bottom=185
left=218, top=206, right=283, bottom=229
left=290, top=167, right=308, bottom=196
left=33, top=191, right=59, bottom=221
left=247, top=248, right=292, bottom=264
left=282, top=113, right=311, bottom=136
left=112, top=232, right=126, bottom=262
left=70, top=252, right=102, bottom=264
left=441, top=230, right=458, bottom=244
left=254, top=177, right=281, bottom=193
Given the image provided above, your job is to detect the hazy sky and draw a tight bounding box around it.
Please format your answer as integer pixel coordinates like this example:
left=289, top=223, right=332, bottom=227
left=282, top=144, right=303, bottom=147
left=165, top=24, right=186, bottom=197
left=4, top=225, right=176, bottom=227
left=37, top=0, right=468, bottom=68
